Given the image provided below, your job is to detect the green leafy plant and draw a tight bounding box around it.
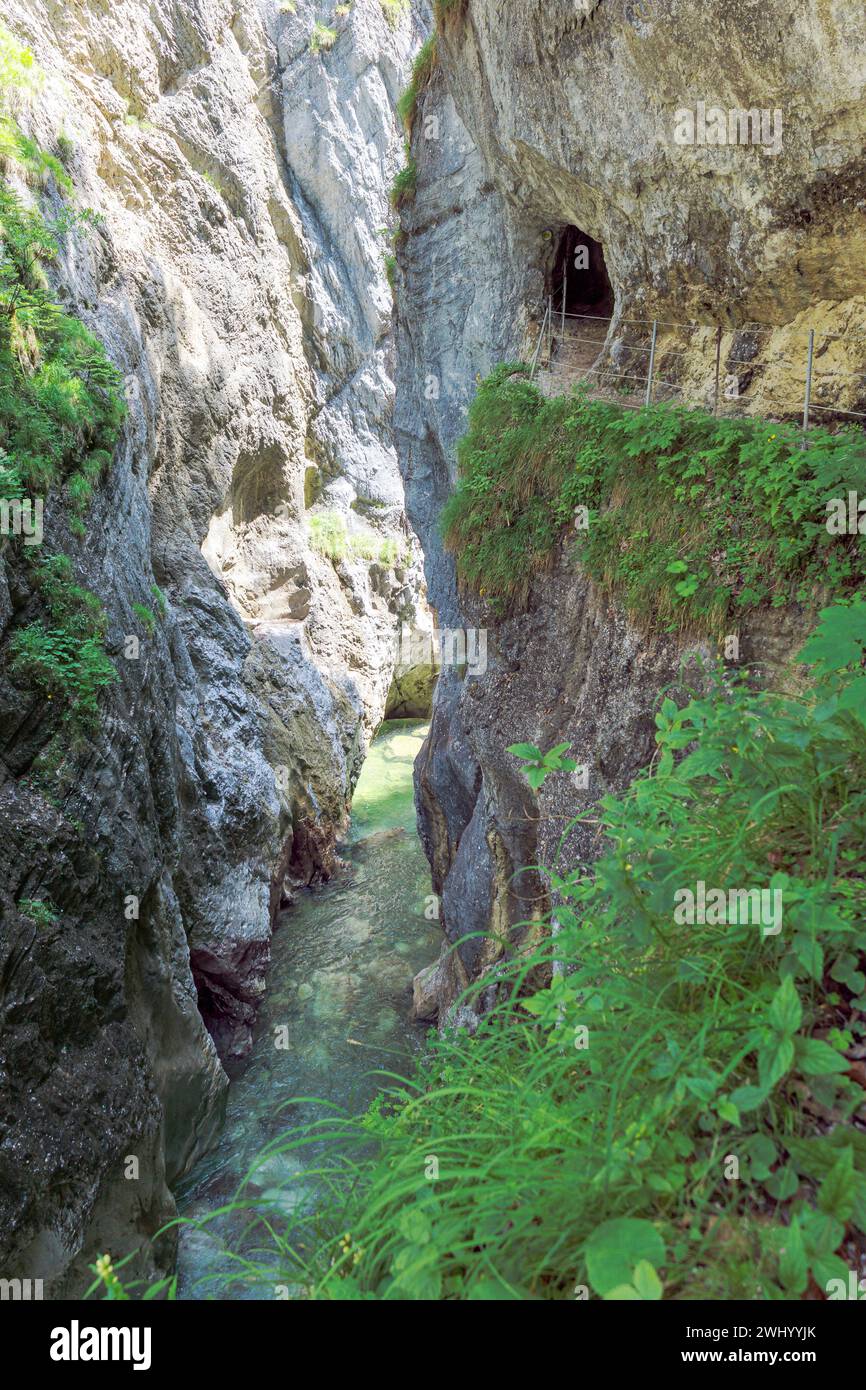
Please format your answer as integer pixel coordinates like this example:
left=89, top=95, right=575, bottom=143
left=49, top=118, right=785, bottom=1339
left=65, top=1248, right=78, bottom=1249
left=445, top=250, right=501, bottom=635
left=441, top=365, right=866, bottom=624
left=55, top=131, right=75, bottom=166
left=17, top=896, right=58, bottom=927
left=158, top=602, right=866, bottom=1301
left=508, top=740, right=576, bottom=790
left=380, top=0, right=409, bottom=27
left=0, top=183, right=124, bottom=500
left=9, top=553, right=118, bottom=722
left=202, top=170, right=226, bottom=199
left=585, top=1220, right=665, bottom=1300
left=309, top=509, right=399, bottom=566
left=0, top=24, right=41, bottom=106
left=132, top=602, right=155, bottom=636
left=0, top=26, right=71, bottom=192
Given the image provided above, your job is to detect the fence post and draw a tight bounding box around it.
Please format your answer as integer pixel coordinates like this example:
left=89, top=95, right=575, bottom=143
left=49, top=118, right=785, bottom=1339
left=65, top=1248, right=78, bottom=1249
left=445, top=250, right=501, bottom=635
left=645, top=319, right=658, bottom=407
left=529, top=299, right=550, bottom=381
left=547, top=294, right=553, bottom=363
left=802, top=328, right=815, bottom=444
left=561, top=264, right=567, bottom=339
left=713, top=326, right=722, bottom=415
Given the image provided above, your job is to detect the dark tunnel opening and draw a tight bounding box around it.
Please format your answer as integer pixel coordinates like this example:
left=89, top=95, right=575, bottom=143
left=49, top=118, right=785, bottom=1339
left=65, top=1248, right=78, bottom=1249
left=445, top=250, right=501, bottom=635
left=549, top=225, right=613, bottom=318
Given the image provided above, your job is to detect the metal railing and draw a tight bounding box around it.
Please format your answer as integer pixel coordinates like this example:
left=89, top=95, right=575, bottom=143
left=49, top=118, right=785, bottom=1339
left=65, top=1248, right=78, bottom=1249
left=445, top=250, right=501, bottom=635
left=529, top=297, right=866, bottom=441
left=529, top=295, right=553, bottom=381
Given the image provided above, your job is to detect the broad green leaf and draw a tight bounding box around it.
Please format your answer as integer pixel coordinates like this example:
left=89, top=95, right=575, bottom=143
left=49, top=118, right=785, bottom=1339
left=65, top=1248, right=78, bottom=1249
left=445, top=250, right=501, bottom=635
left=801, top=1207, right=845, bottom=1258
left=546, top=742, right=572, bottom=759
left=632, top=1260, right=663, bottom=1300
left=745, top=1134, right=777, bottom=1180
left=769, top=977, right=802, bottom=1036
left=792, top=934, right=823, bottom=980
left=758, top=1034, right=794, bottom=1088
left=818, top=1148, right=856, bottom=1223
left=811, top=1253, right=851, bottom=1294
left=507, top=742, right=543, bottom=760
left=763, top=1165, right=799, bottom=1201
left=778, top=1216, right=808, bottom=1294
left=795, top=1037, right=849, bottom=1076
left=716, top=1097, right=740, bottom=1126
left=797, top=602, right=866, bottom=673
left=730, top=1083, right=769, bottom=1114
left=396, top=1206, right=431, bottom=1245
left=585, top=1218, right=665, bottom=1296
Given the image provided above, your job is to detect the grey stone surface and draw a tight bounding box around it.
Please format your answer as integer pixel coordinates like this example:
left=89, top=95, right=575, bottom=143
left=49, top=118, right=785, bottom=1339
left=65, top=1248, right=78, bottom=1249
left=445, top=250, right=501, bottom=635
left=0, top=0, right=430, bottom=1294
left=395, top=2, right=853, bottom=1023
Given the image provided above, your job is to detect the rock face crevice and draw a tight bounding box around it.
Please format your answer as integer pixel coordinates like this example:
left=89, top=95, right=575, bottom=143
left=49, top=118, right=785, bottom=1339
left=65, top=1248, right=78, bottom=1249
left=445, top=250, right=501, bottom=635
left=395, top=1, right=864, bottom=1024
left=0, top=0, right=431, bottom=1295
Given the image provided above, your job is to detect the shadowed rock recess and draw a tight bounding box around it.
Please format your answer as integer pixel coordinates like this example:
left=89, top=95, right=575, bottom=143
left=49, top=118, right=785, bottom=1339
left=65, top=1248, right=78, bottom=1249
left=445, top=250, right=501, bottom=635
left=394, top=1, right=866, bottom=1023
left=0, top=0, right=432, bottom=1294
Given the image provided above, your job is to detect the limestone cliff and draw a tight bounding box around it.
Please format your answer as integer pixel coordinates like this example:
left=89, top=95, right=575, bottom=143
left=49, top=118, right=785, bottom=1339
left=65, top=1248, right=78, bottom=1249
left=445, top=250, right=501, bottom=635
left=0, top=0, right=428, bottom=1295
left=396, top=1, right=866, bottom=1022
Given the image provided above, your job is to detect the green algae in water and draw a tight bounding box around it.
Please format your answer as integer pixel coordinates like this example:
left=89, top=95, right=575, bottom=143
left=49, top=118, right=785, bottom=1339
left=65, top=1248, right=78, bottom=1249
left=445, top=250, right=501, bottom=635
left=175, top=719, right=440, bottom=1299
left=347, top=725, right=428, bottom=841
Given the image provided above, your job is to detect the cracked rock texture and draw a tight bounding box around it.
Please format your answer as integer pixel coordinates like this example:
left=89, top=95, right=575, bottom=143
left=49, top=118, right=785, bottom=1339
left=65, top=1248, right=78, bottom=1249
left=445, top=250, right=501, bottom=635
left=396, top=0, right=863, bottom=1022
left=0, top=0, right=429, bottom=1295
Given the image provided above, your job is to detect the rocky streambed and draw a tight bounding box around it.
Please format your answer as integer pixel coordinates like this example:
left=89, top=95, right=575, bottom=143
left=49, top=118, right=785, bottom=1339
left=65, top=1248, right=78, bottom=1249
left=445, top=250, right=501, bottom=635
left=175, top=719, right=439, bottom=1298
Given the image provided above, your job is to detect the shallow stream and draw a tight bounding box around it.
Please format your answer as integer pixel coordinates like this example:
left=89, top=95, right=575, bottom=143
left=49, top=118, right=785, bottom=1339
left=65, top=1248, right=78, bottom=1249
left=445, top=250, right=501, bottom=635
left=175, top=719, right=439, bottom=1298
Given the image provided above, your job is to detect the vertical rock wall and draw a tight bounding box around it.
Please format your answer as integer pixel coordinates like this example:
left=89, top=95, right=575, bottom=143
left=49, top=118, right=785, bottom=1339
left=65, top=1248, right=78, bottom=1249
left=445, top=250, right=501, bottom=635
left=0, top=0, right=429, bottom=1294
left=395, top=1, right=866, bottom=1024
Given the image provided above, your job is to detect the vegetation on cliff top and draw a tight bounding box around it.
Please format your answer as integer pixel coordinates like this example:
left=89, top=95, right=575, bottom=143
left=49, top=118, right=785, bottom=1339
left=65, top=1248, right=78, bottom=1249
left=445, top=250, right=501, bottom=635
left=442, top=365, right=866, bottom=627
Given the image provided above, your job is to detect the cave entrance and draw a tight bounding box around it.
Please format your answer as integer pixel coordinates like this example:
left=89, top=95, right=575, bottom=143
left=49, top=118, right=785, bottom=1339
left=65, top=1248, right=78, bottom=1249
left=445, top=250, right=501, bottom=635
left=550, top=226, right=613, bottom=318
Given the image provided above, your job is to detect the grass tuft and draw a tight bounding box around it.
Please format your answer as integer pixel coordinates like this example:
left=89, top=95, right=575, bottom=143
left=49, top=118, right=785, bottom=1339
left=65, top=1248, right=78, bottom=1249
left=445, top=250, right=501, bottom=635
left=380, top=0, right=409, bottom=28
left=396, top=35, right=438, bottom=134
left=309, top=509, right=399, bottom=566
left=309, top=21, right=338, bottom=53
left=390, top=146, right=417, bottom=209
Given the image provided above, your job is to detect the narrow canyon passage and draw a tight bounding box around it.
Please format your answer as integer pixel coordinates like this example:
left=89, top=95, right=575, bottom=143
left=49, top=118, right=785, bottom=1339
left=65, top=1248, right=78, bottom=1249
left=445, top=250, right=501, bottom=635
left=174, top=720, right=440, bottom=1299
left=3, top=0, right=866, bottom=1331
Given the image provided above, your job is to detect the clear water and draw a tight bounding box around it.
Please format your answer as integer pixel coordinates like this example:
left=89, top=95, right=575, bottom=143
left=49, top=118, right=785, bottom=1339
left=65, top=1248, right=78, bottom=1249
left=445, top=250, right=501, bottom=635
left=174, top=720, right=439, bottom=1299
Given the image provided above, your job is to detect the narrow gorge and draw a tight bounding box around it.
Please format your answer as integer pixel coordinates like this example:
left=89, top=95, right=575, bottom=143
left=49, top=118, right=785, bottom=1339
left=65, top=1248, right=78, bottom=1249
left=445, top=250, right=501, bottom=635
left=1, top=0, right=866, bottom=1320
left=0, top=0, right=434, bottom=1296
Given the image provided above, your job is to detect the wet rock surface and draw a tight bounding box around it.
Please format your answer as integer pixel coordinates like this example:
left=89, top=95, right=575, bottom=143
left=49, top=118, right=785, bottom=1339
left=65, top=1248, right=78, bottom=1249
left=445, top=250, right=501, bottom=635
left=395, top=2, right=854, bottom=1022
left=0, top=0, right=430, bottom=1293
left=410, top=556, right=812, bottom=1023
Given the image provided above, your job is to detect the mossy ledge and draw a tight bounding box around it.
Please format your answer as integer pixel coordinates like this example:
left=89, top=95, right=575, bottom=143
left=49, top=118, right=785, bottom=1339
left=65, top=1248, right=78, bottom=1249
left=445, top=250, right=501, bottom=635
left=441, top=365, right=866, bottom=632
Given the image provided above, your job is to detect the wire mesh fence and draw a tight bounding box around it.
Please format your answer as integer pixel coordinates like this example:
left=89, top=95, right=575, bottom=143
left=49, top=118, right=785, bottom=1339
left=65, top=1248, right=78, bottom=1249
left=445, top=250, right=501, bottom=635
left=529, top=294, right=866, bottom=442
